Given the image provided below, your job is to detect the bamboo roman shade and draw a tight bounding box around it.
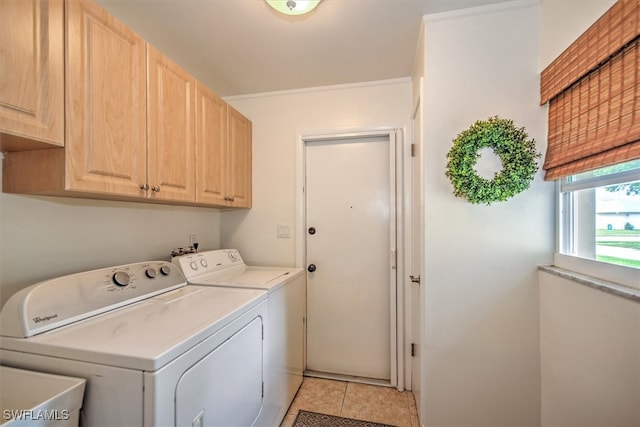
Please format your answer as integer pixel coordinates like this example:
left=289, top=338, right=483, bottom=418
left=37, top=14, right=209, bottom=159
left=540, top=0, right=640, bottom=181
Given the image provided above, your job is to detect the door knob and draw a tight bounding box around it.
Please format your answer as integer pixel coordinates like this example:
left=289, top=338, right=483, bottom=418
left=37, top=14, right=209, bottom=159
left=308, top=227, right=316, bottom=235
left=307, top=264, right=316, bottom=273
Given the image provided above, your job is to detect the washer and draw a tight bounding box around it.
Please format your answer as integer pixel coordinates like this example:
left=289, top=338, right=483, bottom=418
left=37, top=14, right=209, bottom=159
left=0, top=261, right=268, bottom=427
left=173, top=249, right=305, bottom=426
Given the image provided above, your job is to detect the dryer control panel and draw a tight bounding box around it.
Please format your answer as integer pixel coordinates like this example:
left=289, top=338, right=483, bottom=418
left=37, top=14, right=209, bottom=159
left=0, top=261, right=186, bottom=338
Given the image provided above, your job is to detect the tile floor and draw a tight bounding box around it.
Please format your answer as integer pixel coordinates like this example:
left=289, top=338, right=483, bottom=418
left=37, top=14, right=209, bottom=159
left=280, top=377, right=419, bottom=427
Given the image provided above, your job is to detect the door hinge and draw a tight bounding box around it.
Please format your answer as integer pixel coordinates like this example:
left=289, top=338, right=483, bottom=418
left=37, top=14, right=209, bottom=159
left=262, top=381, right=264, bottom=398
left=411, top=143, right=417, bottom=157
left=411, top=343, right=416, bottom=357
left=262, top=324, right=264, bottom=340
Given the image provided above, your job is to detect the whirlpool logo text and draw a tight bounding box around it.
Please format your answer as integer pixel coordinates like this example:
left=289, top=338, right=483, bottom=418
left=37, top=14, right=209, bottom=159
left=32, top=314, right=58, bottom=324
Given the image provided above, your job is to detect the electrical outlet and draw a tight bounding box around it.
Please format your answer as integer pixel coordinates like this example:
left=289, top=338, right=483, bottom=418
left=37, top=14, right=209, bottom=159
left=189, top=233, right=198, bottom=246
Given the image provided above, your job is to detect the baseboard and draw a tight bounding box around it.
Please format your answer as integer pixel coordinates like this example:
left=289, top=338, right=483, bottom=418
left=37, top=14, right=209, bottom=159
left=303, top=370, right=392, bottom=388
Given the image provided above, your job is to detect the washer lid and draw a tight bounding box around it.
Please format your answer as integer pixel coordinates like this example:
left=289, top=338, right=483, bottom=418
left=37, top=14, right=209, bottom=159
left=0, top=286, right=267, bottom=371
left=193, top=267, right=304, bottom=291
left=173, top=249, right=304, bottom=291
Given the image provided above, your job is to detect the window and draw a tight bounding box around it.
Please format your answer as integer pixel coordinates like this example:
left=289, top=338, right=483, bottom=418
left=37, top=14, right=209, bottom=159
left=559, top=159, right=640, bottom=270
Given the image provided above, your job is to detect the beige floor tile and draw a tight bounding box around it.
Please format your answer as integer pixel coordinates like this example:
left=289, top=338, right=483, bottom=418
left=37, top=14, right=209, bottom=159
left=408, top=392, right=418, bottom=416
left=279, top=412, right=297, bottom=427
left=340, top=382, right=412, bottom=427
left=287, top=377, right=347, bottom=417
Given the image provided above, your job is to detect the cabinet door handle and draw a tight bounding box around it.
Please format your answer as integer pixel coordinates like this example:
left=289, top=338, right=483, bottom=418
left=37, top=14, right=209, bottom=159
left=224, top=196, right=235, bottom=202
left=152, top=186, right=160, bottom=192
left=140, top=184, right=149, bottom=191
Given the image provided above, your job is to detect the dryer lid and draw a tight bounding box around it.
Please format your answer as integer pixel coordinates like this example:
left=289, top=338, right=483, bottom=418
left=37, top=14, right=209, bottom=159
left=0, top=286, right=267, bottom=371
left=0, top=261, right=185, bottom=338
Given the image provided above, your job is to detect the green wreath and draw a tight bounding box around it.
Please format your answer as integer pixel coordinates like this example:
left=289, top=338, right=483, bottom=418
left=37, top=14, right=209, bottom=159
left=445, top=116, right=540, bottom=205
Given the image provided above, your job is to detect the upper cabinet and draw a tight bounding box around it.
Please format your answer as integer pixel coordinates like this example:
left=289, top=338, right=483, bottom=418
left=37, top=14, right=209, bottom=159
left=147, top=45, right=196, bottom=203
left=65, top=0, right=148, bottom=197
left=196, top=83, right=227, bottom=205
left=196, top=85, right=252, bottom=208
left=2, top=0, right=251, bottom=209
left=227, top=105, right=252, bottom=208
left=0, top=0, right=64, bottom=151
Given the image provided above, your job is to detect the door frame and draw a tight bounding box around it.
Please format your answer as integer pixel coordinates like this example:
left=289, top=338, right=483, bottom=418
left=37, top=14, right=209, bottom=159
left=409, top=77, right=426, bottom=423
left=295, top=127, right=406, bottom=390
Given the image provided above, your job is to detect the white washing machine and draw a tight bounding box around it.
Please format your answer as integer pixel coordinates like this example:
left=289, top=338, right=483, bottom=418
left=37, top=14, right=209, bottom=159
left=0, top=261, right=268, bottom=427
left=172, top=249, right=305, bottom=427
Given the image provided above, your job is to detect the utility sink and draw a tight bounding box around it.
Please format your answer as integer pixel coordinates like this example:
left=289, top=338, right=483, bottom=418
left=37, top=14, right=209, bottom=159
left=0, top=366, right=86, bottom=426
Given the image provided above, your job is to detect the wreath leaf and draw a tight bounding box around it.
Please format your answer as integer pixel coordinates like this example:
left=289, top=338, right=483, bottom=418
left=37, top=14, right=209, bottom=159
left=445, top=116, right=541, bottom=205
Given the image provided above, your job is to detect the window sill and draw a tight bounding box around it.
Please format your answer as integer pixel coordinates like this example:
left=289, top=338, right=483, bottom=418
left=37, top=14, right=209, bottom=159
left=539, top=264, right=640, bottom=303
left=553, top=253, right=639, bottom=289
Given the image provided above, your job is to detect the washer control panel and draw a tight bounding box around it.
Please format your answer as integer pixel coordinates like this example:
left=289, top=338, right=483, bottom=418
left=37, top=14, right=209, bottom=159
left=172, top=249, right=245, bottom=280
left=0, top=261, right=186, bottom=338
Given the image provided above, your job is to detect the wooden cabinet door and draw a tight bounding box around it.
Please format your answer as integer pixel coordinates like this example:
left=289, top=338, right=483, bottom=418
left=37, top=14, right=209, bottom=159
left=195, top=83, right=227, bottom=205
left=227, top=106, right=252, bottom=208
left=65, top=0, right=147, bottom=197
left=0, top=0, right=64, bottom=150
left=147, top=45, right=196, bottom=203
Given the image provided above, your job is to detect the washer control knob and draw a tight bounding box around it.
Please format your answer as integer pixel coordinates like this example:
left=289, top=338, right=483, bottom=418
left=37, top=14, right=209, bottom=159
left=189, top=261, right=198, bottom=270
left=145, top=268, right=157, bottom=279
left=200, top=259, right=208, bottom=268
left=159, top=265, right=171, bottom=276
left=228, top=252, right=238, bottom=262
left=113, top=271, right=131, bottom=287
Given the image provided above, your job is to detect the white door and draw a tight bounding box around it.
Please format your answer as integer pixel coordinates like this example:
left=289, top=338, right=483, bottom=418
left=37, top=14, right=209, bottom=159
left=305, top=134, right=394, bottom=381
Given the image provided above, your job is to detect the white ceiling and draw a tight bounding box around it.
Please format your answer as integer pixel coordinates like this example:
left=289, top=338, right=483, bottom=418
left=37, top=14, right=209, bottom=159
left=96, top=0, right=518, bottom=97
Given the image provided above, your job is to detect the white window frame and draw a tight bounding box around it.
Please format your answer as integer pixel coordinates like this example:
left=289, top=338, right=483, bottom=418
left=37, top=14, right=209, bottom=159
left=555, top=164, right=640, bottom=291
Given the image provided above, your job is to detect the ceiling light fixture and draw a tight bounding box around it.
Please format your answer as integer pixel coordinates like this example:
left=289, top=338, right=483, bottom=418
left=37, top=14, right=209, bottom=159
left=266, top=0, right=322, bottom=16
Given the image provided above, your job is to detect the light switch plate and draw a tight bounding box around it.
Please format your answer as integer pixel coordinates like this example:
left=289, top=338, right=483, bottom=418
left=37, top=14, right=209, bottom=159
left=277, top=224, right=290, bottom=239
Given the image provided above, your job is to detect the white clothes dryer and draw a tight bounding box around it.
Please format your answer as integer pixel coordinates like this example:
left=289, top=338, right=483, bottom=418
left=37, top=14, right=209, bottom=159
left=0, top=261, right=268, bottom=427
left=172, top=249, right=305, bottom=427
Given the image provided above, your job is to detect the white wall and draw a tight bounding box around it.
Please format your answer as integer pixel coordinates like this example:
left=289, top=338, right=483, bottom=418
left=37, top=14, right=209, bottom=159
left=539, top=0, right=616, bottom=70
left=221, top=80, right=412, bottom=266
left=538, top=2, right=639, bottom=425
left=420, top=2, right=554, bottom=426
left=0, top=158, right=221, bottom=306
left=540, top=272, right=640, bottom=426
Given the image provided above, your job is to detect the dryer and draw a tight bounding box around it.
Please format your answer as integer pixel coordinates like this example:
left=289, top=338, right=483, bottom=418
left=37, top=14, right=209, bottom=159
left=0, top=261, right=268, bottom=427
left=173, top=249, right=305, bottom=427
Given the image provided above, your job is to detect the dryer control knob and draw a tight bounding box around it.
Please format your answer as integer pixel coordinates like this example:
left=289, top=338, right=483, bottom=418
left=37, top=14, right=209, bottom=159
left=189, top=261, right=198, bottom=270
left=160, top=265, right=171, bottom=276
left=113, top=271, right=131, bottom=287
left=145, top=268, right=157, bottom=279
